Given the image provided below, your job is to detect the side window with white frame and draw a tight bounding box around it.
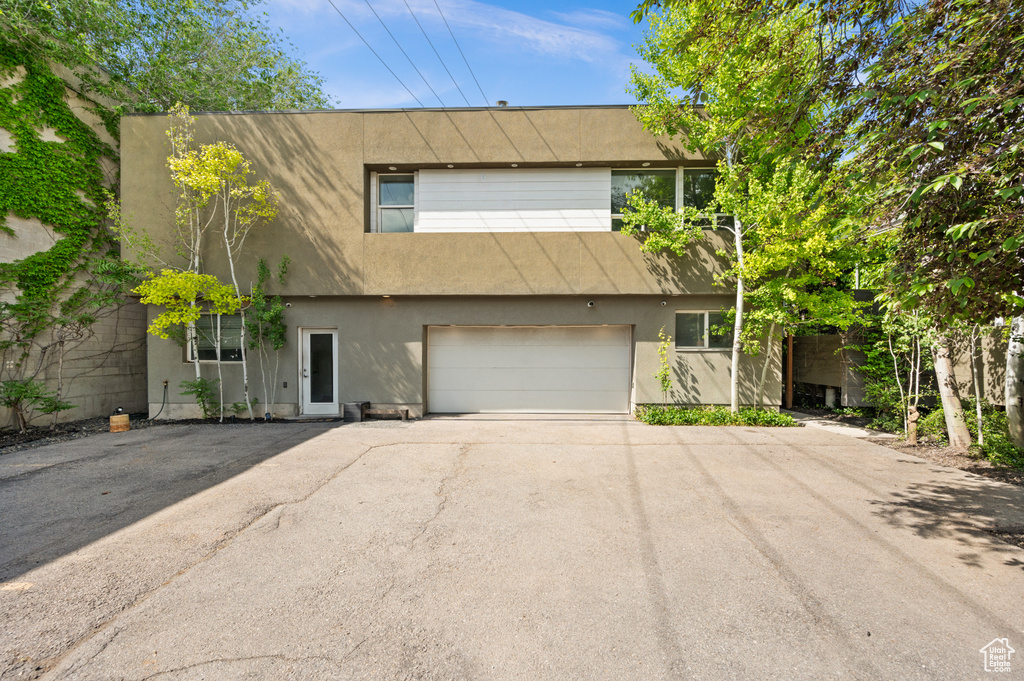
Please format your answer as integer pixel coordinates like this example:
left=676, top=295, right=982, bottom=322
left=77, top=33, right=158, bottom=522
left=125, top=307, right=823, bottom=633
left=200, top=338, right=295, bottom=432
left=375, top=173, right=415, bottom=232
left=675, top=311, right=733, bottom=350
left=188, top=314, right=243, bottom=362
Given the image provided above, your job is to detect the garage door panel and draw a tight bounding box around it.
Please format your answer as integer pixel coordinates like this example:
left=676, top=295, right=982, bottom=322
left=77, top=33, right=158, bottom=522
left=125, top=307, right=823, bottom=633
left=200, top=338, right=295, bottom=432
left=429, top=366, right=631, bottom=392
left=429, top=389, right=627, bottom=414
left=427, top=325, right=631, bottom=413
left=429, top=344, right=629, bottom=369
left=429, top=325, right=629, bottom=347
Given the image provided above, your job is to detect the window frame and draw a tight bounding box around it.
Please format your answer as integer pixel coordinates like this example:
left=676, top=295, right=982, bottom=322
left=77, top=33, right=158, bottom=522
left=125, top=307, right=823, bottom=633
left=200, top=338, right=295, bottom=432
left=679, top=166, right=733, bottom=230
left=610, top=167, right=678, bottom=231
left=674, top=310, right=734, bottom=351
left=186, top=313, right=244, bottom=363
left=371, top=171, right=417, bottom=233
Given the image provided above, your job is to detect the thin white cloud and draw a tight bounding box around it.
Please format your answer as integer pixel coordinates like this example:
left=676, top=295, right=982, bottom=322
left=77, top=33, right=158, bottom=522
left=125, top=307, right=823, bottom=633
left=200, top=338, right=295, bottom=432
left=267, top=0, right=620, bottom=61
left=549, top=8, right=630, bottom=31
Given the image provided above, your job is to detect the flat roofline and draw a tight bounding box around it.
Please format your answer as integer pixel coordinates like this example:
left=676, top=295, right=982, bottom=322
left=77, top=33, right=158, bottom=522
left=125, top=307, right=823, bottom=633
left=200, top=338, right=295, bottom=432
left=124, top=104, right=640, bottom=117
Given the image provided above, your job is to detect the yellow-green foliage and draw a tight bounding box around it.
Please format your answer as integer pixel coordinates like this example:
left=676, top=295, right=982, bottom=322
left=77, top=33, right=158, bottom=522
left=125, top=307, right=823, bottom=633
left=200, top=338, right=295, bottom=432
left=134, top=270, right=240, bottom=339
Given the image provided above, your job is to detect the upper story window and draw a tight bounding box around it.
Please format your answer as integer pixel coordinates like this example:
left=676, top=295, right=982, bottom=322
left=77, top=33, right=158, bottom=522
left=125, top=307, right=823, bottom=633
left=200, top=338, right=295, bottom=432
left=610, top=168, right=729, bottom=231
left=378, top=174, right=415, bottom=232
left=368, top=167, right=728, bottom=233
left=611, top=169, right=676, bottom=231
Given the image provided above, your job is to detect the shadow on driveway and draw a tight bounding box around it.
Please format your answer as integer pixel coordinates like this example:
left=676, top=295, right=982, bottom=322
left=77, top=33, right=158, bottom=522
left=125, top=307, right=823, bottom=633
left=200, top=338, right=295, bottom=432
left=0, top=421, right=338, bottom=581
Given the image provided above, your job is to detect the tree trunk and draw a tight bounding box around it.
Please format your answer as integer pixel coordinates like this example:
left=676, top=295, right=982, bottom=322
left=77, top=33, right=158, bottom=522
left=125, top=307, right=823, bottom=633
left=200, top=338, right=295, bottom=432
left=756, top=322, right=777, bottom=409
left=970, top=325, right=983, bottom=447
left=215, top=313, right=224, bottom=422
left=50, top=340, right=65, bottom=430
left=932, top=331, right=971, bottom=450
left=223, top=219, right=255, bottom=422
left=1007, top=316, right=1024, bottom=449
left=730, top=221, right=745, bottom=413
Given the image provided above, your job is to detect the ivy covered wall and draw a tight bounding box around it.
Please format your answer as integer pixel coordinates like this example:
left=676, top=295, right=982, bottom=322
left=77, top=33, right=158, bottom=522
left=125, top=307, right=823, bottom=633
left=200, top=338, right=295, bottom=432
left=0, top=39, right=147, bottom=429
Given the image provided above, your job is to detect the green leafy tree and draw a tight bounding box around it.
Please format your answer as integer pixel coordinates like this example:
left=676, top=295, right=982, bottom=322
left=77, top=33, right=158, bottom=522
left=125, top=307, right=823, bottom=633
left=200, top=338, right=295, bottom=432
left=245, top=256, right=289, bottom=419
left=134, top=269, right=240, bottom=419
left=0, top=0, right=331, bottom=111
left=628, top=2, right=860, bottom=411
left=655, top=326, right=672, bottom=406
left=165, top=112, right=278, bottom=420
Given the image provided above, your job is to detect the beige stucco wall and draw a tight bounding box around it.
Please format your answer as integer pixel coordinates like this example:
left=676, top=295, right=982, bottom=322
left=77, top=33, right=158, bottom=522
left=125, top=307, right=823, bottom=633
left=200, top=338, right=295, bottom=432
left=120, top=107, right=728, bottom=298
left=148, top=295, right=782, bottom=418
left=953, top=330, right=1007, bottom=406
left=794, top=331, right=1007, bottom=408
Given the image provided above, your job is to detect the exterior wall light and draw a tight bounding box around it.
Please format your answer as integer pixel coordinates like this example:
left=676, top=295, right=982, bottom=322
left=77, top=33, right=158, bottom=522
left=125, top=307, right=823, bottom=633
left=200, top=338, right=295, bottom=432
left=641, top=162, right=651, bottom=167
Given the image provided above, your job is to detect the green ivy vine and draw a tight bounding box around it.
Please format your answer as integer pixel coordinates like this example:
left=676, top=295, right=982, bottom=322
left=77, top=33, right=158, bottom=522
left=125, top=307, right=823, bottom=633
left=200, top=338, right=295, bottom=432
left=0, top=38, right=119, bottom=299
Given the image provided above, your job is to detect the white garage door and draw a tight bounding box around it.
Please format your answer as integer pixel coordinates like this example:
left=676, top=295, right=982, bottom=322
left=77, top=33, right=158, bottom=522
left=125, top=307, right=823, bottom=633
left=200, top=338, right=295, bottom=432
left=427, top=326, right=631, bottom=413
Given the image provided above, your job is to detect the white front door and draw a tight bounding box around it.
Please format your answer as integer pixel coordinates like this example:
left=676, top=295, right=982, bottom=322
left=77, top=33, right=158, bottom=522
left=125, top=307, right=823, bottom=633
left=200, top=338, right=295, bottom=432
left=301, top=329, right=338, bottom=415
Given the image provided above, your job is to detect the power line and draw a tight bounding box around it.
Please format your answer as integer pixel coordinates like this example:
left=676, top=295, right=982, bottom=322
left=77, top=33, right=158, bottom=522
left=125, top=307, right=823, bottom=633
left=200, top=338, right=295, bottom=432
left=324, top=0, right=425, bottom=107
left=363, top=0, right=447, bottom=107
left=432, top=0, right=489, bottom=106
left=402, top=0, right=471, bottom=107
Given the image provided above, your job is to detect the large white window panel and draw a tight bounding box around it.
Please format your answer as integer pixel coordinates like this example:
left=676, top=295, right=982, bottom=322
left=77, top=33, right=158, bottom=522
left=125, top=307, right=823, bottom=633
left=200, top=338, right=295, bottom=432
left=417, top=168, right=611, bottom=232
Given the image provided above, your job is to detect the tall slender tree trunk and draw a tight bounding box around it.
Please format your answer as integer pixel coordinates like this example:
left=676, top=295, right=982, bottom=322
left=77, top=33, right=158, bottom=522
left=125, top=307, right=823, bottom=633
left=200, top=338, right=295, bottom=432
left=1007, top=316, right=1024, bottom=449
left=50, top=340, right=65, bottom=430
left=932, top=331, right=971, bottom=450
left=756, top=322, right=777, bottom=409
left=970, top=325, right=984, bottom=447
left=224, top=217, right=255, bottom=422
left=730, top=221, right=745, bottom=413
left=215, top=313, right=224, bottom=422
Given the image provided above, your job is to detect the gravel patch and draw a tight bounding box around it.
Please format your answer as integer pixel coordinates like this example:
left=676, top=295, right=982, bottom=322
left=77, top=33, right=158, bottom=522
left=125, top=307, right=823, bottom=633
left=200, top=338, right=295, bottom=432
left=0, top=414, right=158, bottom=455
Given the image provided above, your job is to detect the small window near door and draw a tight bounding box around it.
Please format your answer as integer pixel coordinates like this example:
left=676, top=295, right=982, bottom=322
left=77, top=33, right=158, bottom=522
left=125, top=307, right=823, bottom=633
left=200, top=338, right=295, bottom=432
left=675, top=311, right=733, bottom=349
left=188, top=314, right=243, bottom=361
left=378, top=174, right=414, bottom=232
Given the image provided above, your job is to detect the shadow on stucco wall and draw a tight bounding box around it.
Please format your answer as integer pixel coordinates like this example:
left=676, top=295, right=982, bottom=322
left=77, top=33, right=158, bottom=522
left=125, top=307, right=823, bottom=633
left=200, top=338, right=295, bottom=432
left=198, top=114, right=361, bottom=295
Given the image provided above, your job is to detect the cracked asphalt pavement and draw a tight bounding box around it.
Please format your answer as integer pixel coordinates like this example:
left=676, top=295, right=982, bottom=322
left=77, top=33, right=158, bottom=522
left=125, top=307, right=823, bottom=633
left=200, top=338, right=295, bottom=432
left=2, top=418, right=1024, bottom=680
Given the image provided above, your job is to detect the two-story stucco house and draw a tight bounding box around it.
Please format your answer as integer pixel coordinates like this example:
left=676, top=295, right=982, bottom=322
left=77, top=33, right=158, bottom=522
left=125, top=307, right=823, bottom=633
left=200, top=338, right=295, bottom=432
left=120, top=105, right=780, bottom=419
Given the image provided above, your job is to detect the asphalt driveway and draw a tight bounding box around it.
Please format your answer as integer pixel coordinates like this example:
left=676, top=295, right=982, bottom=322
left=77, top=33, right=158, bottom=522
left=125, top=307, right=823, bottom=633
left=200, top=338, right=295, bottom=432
left=1, top=418, right=1023, bottom=680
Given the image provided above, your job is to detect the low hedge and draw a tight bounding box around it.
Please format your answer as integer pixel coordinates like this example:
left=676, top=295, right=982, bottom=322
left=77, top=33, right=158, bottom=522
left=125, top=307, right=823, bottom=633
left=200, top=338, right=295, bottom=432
left=635, top=404, right=799, bottom=427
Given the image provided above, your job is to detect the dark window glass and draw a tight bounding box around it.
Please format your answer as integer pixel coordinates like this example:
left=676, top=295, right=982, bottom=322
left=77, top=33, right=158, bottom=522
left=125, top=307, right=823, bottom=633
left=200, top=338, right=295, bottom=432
left=611, top=169, right=676, bottom=215
left=683, top=169, right=716, bottom=211
left=309, top=333, right=334, bottom=403
left=708, top=312, right=733, bottom=349
left=196, top=315, right=242, bottom=361
left=675, top=313, right=705, bottom=348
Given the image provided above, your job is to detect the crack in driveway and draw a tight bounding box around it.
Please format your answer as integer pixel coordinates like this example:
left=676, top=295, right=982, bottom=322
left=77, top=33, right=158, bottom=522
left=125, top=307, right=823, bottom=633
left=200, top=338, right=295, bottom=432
left=38, top=442, right=382, bottom=681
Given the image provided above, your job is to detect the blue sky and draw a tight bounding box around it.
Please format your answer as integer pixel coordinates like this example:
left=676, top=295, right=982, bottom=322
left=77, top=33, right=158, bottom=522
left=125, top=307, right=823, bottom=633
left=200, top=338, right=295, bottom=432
left=263, top=0, right=650, bottom=109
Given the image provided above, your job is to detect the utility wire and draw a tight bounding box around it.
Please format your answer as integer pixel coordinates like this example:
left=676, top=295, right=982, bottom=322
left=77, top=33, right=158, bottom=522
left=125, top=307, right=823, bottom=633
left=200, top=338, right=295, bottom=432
left=402, top=0, right=471, bottom=107
left=363, top=0, right=447, bottom=107
left=324, top=0, right=425, bottom=107
left=432, top=0, right=489, bottom=106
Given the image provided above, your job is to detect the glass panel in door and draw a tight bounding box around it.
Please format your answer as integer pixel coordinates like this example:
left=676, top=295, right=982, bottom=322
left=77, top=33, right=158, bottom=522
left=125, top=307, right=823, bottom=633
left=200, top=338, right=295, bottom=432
left=309, top=333, right=334, bottom=403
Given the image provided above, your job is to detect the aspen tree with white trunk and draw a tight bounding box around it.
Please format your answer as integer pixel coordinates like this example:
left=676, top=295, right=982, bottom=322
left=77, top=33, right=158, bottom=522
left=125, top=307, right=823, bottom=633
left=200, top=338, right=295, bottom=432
left=627, top=4, right=862, bottom=411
